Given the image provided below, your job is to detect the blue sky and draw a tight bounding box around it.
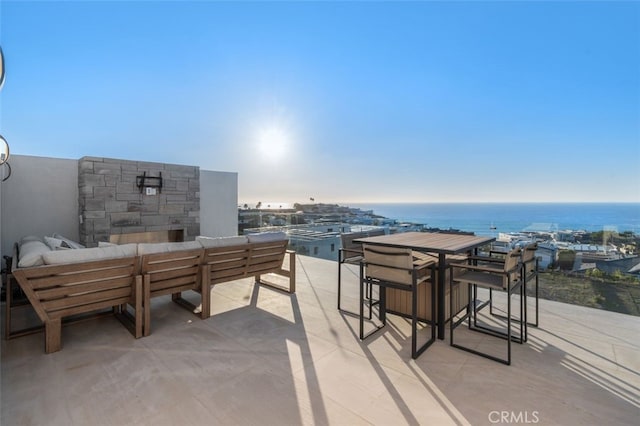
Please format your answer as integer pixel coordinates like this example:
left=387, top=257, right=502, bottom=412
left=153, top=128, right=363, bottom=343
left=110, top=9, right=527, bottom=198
left=1, top=0, right=639, bottom=204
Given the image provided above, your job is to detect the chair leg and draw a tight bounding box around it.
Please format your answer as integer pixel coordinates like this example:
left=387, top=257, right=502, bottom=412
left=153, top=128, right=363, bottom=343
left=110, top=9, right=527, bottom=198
left=473, top=285, right=479, bottom=329
left=506, top=286, right=512, bottom=365
left=431, top=268, right=436, bottom=342
left=530, top=273, right=539, bottom=328
left=45, top=318, right=62, bottom=354
left=411, top=283, right=417, bottom=357
left=359, top=281, right=385, bottom=340
left=359, top=262, right=384, bottom=340
left=143, top=275, right=151, bottom=337
left=339, top=261, right=373, bottom=319
left=358, top=266, right=364, bottom=339
left=518, top=271, right=539, bottom=339
left=450, top=280, right=513, bottom=365
left=494, top=270, right=538, bottom=330
left=480, top=282, right=526, bottom=344
left=337, top=260, right=343, bottom=311
left=522, top=281, right=528, bottom=342
left=410, top=280, right=435, bottom=359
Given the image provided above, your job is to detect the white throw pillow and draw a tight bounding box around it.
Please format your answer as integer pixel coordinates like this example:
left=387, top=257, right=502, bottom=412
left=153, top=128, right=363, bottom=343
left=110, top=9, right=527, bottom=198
left=44, top=236, right=73, bottom=250
left=51, top=233, right=85, bottom=249
left=18, top=240, right=52, bottom=267
left=20, top=235, right=42, bottom=244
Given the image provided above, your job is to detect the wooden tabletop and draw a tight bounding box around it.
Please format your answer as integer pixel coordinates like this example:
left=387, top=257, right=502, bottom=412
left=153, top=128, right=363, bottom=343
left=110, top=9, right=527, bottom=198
left=354, top=231, right=495, bottom=255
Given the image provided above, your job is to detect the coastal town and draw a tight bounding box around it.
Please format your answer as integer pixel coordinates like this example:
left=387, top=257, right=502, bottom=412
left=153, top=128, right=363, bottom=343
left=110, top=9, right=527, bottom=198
left=239, top=202, right=640, bottom=279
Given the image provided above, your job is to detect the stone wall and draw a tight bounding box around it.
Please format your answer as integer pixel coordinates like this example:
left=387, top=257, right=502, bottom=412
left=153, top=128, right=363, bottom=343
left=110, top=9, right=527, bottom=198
left=78, top=157, right=200, bottom=247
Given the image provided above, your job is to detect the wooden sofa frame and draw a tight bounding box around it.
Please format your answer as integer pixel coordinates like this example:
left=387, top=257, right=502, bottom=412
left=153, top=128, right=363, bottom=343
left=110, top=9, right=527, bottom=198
left=11, top=255, right=143, bottom=353
left=139, top=239, right=296, bottom=334
left=9, top=237, right=296, bottom=351
left=139, top=247, right=204, bottom=336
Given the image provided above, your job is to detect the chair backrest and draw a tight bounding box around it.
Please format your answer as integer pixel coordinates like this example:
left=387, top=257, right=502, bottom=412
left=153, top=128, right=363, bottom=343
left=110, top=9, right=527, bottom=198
left=340, top=229, right=385, bottom=262
left=363, top=244, right=414, bottom=286
left=367, top=229, right=386, bottom=238
left=340, top=232, right=365, bottom=254
left=522, top=243, right=538, bottom=277
left=503, top=247, right=522, bottom=288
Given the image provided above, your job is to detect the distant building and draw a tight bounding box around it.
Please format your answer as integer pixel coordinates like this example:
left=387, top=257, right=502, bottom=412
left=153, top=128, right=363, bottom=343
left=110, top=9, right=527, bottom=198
left=594, top=256, right=640, bottom=277
left=536, top=243, right=558, bottom=270
left=243, top=223, right=387, bottom=261
left=568, top=244, right=621, bottom=262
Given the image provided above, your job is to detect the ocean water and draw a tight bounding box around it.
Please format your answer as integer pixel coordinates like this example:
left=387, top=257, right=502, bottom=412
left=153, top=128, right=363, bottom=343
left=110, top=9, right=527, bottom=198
left=347, top=203, right=640, bottom=236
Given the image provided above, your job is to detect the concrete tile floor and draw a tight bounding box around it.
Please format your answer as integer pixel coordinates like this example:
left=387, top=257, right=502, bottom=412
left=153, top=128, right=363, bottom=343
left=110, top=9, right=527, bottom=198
left=1, top=255, right=639, bottom=425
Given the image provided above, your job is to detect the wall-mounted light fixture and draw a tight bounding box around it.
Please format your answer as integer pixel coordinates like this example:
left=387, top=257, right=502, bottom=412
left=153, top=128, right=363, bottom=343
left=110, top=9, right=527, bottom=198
left=136, top=171, right=163, bottom=194
left=0, top=135, right=9, bottom=166
left=1, top=162, right=11, bottom=182
left=0, top=47, right=10, bottom=182
left=0, top=46, right=5, bottom=90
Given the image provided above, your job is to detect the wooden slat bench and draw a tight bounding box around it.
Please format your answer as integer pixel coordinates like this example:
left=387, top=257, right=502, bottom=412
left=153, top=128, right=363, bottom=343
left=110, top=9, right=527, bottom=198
left=200, top=235, right=296, bottom=318
left=138, top=234, right=295, bottom=332
left=9, top=232, right=296, bottom=348
left=138, top=242, right=204, bottom=336
left=12, top=247, right=143, bottom=353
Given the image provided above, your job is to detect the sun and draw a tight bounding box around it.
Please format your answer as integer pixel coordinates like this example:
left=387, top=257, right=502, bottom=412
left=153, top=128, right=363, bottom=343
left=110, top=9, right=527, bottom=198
left=257, top=126, right=289, bottom=161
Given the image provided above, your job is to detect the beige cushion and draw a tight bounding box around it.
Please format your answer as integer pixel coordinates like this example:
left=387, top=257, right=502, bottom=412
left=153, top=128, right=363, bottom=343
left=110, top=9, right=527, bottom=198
left=18, top=240, right=52, bottom=267
left=20, top=235, right=42, bottom=244
left=363, top=244, right=415, bottom=285
left=98, top=241, right=117, bottom=247
left=42, top=244, right=137, bottom=265
left=196, top=235, right=248, bottom=248
left=137, top=241, right=202, bottom=255
left=247, top=232, right=287, bottom=243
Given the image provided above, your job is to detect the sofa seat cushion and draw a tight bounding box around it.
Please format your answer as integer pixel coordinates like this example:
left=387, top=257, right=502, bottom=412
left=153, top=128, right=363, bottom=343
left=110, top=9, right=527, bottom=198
left=137, top=241, right=202, bottom=255
left=196, top=235, right=249, bottom=248
left=42, top=244, right=138, bottom=265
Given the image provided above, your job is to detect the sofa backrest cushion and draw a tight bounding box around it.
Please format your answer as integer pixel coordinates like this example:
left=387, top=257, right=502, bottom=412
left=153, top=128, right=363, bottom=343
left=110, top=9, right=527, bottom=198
left=137, top=241, right=202, bottom=255
left=246, top=232, right=288, bottom=243
left=196, top=235, right=249, bottom=248
left=18, top=239, right=52, bottom=268
left=42, top=244, right=138, bottom=265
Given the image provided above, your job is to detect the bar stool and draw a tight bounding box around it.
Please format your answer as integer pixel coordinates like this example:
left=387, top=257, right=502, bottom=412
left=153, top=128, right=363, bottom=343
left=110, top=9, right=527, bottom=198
left=449, top=247, right=525, bottom=365
left=360, top=245, right=436, bottom=359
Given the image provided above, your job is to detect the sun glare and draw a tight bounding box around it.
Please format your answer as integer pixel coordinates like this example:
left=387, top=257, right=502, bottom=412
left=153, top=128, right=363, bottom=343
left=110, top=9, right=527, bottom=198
left=257, top=126, right=290, bottom=161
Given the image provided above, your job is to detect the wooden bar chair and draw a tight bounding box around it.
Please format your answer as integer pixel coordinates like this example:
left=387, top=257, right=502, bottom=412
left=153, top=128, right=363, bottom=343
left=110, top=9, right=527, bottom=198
left=360, top=244, right=436, bottom=359
left=449, top=247, right=525, bottom=365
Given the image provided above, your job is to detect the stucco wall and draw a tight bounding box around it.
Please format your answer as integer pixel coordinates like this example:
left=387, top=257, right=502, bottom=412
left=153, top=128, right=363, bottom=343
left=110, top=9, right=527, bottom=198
left=0, top=155, right=79, bottom=259
left=200, top=170, right=238, bottom=237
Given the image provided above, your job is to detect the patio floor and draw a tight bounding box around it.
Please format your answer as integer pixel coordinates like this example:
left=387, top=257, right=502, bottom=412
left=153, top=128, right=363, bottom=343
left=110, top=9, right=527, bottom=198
left=2, top=255, right=639, bottom=425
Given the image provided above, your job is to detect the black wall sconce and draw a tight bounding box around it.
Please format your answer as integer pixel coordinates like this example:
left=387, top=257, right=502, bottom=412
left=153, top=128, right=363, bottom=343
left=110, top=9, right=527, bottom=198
left=1, top=47, right=11, bottom=182
left=136, top=171, right=163, bottom=194
left=0, top=46, right=5, bottom=90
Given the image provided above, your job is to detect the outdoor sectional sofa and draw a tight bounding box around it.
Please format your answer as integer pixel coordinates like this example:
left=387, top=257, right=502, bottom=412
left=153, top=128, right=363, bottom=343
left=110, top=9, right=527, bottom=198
left=9, top=232, right=295, bottom=353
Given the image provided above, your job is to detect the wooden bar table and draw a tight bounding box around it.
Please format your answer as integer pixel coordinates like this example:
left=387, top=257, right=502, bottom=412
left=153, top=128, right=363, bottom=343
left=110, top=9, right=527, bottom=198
left=354, top=232, right=495, bottom=339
